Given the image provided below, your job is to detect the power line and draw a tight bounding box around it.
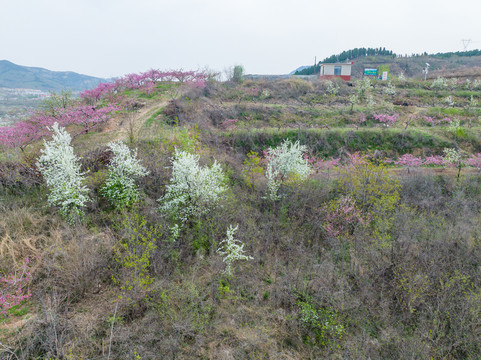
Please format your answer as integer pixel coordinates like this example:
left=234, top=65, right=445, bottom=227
left=461, top=39, right=472, bottom=51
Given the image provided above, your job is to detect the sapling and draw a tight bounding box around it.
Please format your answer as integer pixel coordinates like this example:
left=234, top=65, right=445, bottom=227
left=217, top=225, right=253, bottom=276
left=443, top=147, right=463, bottom=179
left=36, top=123, right=89, bottom=224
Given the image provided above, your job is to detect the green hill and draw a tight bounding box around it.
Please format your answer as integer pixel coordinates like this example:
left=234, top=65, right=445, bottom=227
left=0, top=60, right=107, bottom=91
left=295, top=48, right=481, bottom=79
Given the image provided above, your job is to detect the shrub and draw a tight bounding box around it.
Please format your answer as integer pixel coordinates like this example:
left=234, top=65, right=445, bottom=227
left=296, top=297, right=345, bottom=348
left=323, top=196, right=369, bottom=239
left=242, top=151, right=263, bottom=188
left=158, top=149, right=228, bottom=227
left=36, top=123, right=89, bottom=224
left=101, top=141, right=149, bottom=209
left=264, top=139, right=311, bottom=200
left=326, top=80, right=340, bottom=96
left=431, top=77, right=448, bottom=91
left=114, top=214, right=158, bottom=306
left=338, top=154, right=400, bottom=245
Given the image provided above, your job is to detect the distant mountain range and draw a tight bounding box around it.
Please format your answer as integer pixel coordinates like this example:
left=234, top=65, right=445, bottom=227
left=289, top=66, right=311, bottom=75
left=0, top=60, right=107, bottom=92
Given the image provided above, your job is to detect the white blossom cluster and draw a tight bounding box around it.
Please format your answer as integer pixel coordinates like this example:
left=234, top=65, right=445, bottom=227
left=443, top=95, right=455, bottom=107
left=158, top=150, right=228, bottom=224
left=443, top=147, right=461, bottom=166
left=265, top=140, right=311, bottom=201
left=101, top=141, right=149, bottom=209
left=431, top=77, right=448, bottom=91
left=36, top=122, right=89, bottom=223
left=383, top=81, right=397, bottom=96
left=448, top=119, right=462, bottom=134
left=217, top=225, right=253, bottom=276
left=326, top=80, right=340, bottom=96
left=356, top=78, right=372, bottom=100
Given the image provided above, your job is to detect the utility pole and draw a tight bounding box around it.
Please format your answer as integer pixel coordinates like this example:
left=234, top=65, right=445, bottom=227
left=422, top=63, right=430, bottom=81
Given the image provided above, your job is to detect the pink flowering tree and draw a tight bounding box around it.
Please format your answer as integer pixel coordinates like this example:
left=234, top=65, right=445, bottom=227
left=466, top=153, right=481, bottom=171
left=323, top=196, right=369, bottom=238
left=395, top=154, right=423, bottom=173
left=80, top=69, right=209, bottom=104
left=0, top=119, right=50, bottom=152
left=423, top=116, right=452, bottom=126
left=423, top=155, right=445, bottom=167
left=374, top=113, right=399, bottom=127
left=58, top=104, right=120, bottom=134
left=354, top=113, right=367, bottom=129
left=0, top=104, right=119, bottom=151
left=305, top=155, right=341, bottom=179
left=1, top=68, right=208, bottom=151
left=345, top=152, right=369, bottom=167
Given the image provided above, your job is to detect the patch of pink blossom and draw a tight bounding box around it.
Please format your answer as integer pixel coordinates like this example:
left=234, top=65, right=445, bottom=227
left=220, top=118, right=239, bottom=130
left=394, top=154, right=424, bottom=167
left=423, top=116, right=452, bottom=126
left=374, top=113, right=399, bottom=127
left=1, top=258, right=33, bottom=315
left=324, top=196, right=369, bottom=238
left=80, top=69, right=209, bottom=103
left=423, top=155, right=445, bottom=166
left=465, top=154, right=481, bottom=169
left=0, top=104, right=119, bottom=150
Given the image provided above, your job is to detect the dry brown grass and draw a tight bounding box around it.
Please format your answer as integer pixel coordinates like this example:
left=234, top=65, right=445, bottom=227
left=429, top=66, right=481, bottom=79
left=0, top=208, right=55, bottom=267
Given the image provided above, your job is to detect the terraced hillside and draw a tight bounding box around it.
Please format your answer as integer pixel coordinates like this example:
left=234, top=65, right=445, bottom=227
left=1, top=73, right=481, bottom=359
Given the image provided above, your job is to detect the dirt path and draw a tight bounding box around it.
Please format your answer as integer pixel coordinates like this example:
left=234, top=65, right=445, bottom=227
left=103, top=99, right=168, bottom=142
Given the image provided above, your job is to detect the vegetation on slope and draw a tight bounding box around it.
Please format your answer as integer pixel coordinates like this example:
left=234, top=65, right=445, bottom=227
left=1, top=72, right=481, bottom=359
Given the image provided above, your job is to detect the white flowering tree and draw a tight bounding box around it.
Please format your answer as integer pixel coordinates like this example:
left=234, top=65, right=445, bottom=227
left=432, top=77, right=448, bottom=92
left=217, top=225, right=253, bottom=276
left=101, top=141, right=149, bottom=209
left=36, top=122, right=89, bottom=224
left=265, top=140, right=311, bottom=201
left=383, top=81, right=396, bottom=97
left=158, top=150, right=228, bottom=229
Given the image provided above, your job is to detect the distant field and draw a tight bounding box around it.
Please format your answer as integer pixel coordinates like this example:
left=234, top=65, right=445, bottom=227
left=0, top=89, right=49, bottom=125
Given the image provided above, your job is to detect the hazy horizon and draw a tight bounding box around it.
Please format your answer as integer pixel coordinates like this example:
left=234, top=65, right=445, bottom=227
left=1, top=0, right=480, bottom=79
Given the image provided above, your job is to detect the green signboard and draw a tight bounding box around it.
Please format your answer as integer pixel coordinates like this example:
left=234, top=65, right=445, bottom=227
left=364, top=68, right=377, bottom=76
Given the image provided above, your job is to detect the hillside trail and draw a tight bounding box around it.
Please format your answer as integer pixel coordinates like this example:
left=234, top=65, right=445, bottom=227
left=103, top=98, right=169, bottom=142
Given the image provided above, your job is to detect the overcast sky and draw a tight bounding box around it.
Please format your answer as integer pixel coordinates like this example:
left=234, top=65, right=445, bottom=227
left=1, top=0, right=480, bottom=78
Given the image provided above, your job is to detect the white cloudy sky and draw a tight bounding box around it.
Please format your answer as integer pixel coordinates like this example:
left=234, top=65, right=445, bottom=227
left=1, top=0, right=480, bottom=78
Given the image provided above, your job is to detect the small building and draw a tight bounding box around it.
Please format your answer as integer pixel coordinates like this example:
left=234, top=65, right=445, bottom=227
left=319, top=62, right=353, bottom=81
